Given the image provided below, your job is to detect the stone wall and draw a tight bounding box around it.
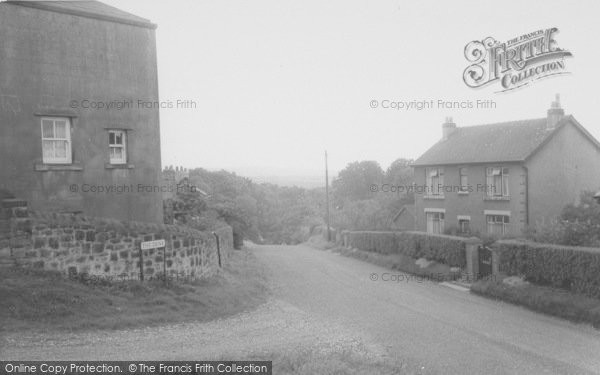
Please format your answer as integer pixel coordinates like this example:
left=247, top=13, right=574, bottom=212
left=0, top=208, right=233, bottom=281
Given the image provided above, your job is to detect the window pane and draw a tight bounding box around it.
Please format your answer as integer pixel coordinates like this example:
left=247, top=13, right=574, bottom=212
left=115, top=132, right=123, bottom=145
left=55, top=121, right=67, bottom=138
left=113, top=148, right=123, bottom=159
left=54, top=141, right=67, bottom=158
left=42, top=120, right=54, bottom=138
left=109, top=132, right=115, bottom=145
left=43, top=140, right=54, bottom=158
left=494, top=175, right=502, bottom=195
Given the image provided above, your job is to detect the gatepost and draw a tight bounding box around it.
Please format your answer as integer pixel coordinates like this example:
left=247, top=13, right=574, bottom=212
left=464, top=237, right=482, bottom=282
left=140, top=239, right=167, bottom=284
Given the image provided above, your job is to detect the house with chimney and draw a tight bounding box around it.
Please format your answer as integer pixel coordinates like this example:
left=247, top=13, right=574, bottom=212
left=0, top=1, right=163, bottom=223
left=411, top=96, right=600, bottom=236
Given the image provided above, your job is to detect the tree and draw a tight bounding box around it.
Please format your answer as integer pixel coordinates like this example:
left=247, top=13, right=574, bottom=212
left=332, top=161, right=384, bottom=205
left=386, top=158, right=414, bottom=186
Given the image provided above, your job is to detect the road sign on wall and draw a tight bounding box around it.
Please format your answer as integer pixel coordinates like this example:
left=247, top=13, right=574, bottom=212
left=141, top=239, right=165, bottom=250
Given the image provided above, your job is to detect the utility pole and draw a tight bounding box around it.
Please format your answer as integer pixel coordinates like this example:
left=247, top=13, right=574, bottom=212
left=325, top=150, right=331, bottom=242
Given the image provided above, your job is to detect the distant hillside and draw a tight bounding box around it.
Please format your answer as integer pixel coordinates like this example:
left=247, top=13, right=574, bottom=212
left=204, top=166, right=337, bottom=189
left=248, top=174, right=326, bottom=189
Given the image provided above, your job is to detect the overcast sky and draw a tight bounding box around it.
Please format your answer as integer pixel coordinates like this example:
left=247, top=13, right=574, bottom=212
left=103, top=0, right=600, bottom=177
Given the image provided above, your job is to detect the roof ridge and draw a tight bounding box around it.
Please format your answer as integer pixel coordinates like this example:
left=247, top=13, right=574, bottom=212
left=4, top=0, right=157, bottom=29
left=458, top=117, right=547, bottom=129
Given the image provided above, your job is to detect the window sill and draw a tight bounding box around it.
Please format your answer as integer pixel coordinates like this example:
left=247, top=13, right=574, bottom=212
left=34, top=162, right=83, bottom=171
left=424, top=195, right=445, bottom=200
left=105, top=163, right=135, bottom=169
left=483, top=196, right=510, bottom=201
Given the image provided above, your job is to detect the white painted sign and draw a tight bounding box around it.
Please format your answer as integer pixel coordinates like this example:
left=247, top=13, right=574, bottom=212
left=141, top=239, right=166, bottom=250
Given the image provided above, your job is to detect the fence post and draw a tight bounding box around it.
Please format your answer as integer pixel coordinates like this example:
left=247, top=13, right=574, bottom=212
left=138, top=246, right=144, bottom=281
left=212, top=232, right=222, bottom=268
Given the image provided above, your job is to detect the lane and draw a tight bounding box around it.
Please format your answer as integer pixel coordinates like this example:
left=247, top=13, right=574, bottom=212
left=252, top=243, right=600, bottom=375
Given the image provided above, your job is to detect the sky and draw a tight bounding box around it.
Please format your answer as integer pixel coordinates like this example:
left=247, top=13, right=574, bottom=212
left=101, top=0, right=600, bottom=178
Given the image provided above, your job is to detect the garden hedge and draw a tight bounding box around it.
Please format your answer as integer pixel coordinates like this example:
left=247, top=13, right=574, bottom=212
left=343, top=231, right=468, bottom=268
left=494, top=240, right=600, bottom=298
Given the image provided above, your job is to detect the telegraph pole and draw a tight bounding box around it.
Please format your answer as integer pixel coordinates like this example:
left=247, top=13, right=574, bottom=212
left=325, top=150, right=331, bottom=242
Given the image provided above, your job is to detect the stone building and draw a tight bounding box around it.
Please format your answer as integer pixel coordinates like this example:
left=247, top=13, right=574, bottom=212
left=0, top=0, right=163, bottom=223
left=412, top=96, right=600, bottom=236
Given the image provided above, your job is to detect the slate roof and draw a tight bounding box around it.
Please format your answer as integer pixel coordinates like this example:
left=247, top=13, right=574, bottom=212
left=4, top=0, right=156, bottom=29
left=413, top=116, right=576, bottom=166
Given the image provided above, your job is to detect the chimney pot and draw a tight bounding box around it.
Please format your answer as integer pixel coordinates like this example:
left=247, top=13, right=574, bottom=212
left=547, top=93, right=564, bottom=130
left=442, top=117, right=456, bottom=141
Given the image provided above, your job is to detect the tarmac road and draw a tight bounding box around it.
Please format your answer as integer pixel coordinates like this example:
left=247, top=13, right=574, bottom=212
left=252, top=243, right=600, bottom=375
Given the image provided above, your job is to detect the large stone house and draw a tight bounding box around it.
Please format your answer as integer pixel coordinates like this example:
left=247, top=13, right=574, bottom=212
left=0, top=0, right=163, bottom=223
left=412, top=96, right=600, bottom=237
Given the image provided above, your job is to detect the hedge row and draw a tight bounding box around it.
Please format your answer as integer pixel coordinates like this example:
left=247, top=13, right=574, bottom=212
left=494, top=240, right=600, bottom=299
left=343, top=231, right=469, bottom=268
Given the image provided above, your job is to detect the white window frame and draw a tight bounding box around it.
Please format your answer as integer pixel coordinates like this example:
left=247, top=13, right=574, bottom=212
left=457, top=215, right=471, bottom=234
left=425, top=167, right=444, bottom=196
left=41, top=117, right=72, bottom=164
left=486, top=167, right=509, bottom=197
left=108, top=130, right=127, bottom=164
left=486, top=214, right=510, bottom=235
left=425, top=209, right=445, bottom=234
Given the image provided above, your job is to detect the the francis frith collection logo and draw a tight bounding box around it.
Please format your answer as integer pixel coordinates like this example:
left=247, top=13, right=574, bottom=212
left=463, top=28, right=572, bottom=92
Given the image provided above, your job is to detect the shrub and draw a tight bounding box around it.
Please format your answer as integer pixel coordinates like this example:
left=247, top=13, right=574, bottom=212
left=345, top=231, right=469, bottom=267
left=494, top=239, right=600, bottom=298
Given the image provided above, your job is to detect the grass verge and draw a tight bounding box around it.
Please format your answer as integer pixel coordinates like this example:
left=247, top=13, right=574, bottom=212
left=0, top=250, right=269, bottom=333
left=471, top=276, right=600, bottom=329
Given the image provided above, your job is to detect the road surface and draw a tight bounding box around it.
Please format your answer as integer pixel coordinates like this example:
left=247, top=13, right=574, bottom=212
left=2, top=243, right=600, bottom=374
left=252, top=244, right=600, bottom=374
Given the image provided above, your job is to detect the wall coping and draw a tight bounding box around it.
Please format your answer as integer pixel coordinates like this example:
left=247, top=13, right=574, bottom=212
left=28, top=211, right=231, bottom=240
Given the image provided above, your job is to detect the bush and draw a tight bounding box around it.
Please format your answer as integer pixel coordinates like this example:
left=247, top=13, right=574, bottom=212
left=525, top=191, right=600, bottom=247
left=494, top=240, right=600, bottom=298
left=344, top=231, right=469, bottom=267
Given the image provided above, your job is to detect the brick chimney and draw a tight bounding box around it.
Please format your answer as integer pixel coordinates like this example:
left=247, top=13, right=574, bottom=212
left=442, top=117, right=456, bottom=141
left=547, top=94, right=564, bottom=130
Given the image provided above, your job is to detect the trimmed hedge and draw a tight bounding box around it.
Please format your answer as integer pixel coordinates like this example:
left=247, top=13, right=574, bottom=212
left=343, top=231, right=469, bottom=268
left=494, top=240, right=600, bottom=299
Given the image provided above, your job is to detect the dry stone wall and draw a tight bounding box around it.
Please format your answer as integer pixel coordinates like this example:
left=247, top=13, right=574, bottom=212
left=0, top=208, right=233, bottom=281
